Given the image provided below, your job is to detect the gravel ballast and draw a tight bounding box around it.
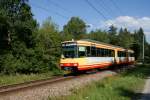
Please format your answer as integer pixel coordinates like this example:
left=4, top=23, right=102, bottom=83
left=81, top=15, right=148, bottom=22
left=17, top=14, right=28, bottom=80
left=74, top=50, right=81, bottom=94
left=0, top=71, right=116, bottom=100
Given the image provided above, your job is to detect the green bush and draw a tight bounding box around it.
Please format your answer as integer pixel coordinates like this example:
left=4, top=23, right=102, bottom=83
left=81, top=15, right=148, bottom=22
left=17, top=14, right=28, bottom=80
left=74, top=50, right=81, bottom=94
left=0, top=53, right=18, bottom=74
left=0, top=48, right=61, bottom=74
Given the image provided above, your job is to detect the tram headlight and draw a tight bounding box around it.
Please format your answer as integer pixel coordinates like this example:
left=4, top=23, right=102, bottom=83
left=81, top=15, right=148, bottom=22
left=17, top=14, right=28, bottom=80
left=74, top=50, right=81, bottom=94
left=60, top=63, right=64, bottom=66
left=73, top=63, right=78, bottom=66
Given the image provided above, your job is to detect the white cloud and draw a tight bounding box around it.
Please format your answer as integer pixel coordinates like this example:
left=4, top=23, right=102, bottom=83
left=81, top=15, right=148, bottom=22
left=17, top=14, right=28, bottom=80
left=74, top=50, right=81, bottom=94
left=99, top=16, right=150, bottom=43
left=100, top=16, right=150, bottom=34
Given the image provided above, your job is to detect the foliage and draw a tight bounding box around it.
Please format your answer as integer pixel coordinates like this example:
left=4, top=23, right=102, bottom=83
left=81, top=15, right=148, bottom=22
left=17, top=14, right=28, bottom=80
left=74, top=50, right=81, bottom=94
left=108, top=25, right=118, bottom=45
left=118, top=28, right=134, bottom=48
left=63, top=17, right=86, bottom=40
left=35, top=17, right=62, bottom=72
left=0, top=1, right=61, bottom=74
left=0, top=0, right=37, bottom=74
left=0, top=0, right=37, bottom=49
left=133, top=28, right=146, bottom=60
left=0, top=0, right=150, bottom=75
left=88, top=29, right=110, bottom=43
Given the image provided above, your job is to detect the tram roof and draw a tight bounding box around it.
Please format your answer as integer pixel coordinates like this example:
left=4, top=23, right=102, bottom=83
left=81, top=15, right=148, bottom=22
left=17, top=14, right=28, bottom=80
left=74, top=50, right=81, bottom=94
left=62, top=39, right=134, bottom=52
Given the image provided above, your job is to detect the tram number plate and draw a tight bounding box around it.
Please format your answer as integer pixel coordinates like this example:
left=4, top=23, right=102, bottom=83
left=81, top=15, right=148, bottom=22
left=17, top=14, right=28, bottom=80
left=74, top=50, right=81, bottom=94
left=63, top=67, right=72, bottom=74
left=63, top=70, right=72, bottom=74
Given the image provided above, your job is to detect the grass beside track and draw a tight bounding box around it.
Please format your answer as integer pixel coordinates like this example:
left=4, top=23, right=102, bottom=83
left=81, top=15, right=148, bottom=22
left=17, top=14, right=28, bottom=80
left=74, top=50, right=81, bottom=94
left=50, top=64, right=150, bottom=100
left=0, top=71, right=62, bottom=86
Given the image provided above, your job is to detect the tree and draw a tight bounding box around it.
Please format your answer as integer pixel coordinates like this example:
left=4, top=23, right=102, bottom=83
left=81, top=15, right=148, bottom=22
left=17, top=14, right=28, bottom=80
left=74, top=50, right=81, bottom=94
left=63, top=17, right=86, bottom=40
left=0, top=0, right=38, bottom=74
left=88, top=29, right=110, bottom=43
left=35, top=17, right=61, bottom=71
left=118, top=27, right=124, bottom=46
left=134, top=27, right=146, bottom=60
left=118, top=28, right=134, bottom=48
left=144, top=44, right=150, bottom=63
left=37, top=17, right=61, bottom=53
left=108, top=25, right=117, bottom=35
left=0, top=14, right=10, bottom=51
left=119, top=27, right=123, bottom=34
left=0, top=0, right=37, bottom=49
left=108, top=25, right=118, bottom=45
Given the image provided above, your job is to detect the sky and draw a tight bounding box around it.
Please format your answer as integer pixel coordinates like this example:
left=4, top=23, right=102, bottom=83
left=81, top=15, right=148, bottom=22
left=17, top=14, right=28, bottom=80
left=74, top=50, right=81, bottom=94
left=29, top=0, right=150, bottom=43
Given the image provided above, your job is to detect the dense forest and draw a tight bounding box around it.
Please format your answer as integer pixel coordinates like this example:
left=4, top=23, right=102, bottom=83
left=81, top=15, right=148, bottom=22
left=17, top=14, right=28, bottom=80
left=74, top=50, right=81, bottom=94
left=0, top=0, right=150, bottom=74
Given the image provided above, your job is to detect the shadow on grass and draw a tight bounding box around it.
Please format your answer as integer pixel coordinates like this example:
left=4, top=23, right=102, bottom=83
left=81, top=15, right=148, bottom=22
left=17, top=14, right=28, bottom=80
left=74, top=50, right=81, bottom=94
left=117, top=87, right=150, bottom=100
left=140, top=93, right=150, bottom=100
left=117, top=64, right=150, bottom=100
left=116, top=87, right=142, bottom=100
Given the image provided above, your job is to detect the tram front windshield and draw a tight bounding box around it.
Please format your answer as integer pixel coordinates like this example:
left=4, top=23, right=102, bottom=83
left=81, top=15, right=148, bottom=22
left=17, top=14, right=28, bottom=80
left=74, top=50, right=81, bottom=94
left=62, top=45, right=77, bottom=58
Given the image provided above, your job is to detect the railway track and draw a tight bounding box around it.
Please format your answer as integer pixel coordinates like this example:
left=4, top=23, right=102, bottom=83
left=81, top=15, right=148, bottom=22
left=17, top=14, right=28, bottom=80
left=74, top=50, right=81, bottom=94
left=0, top=65, right=135, bottom=97
left=0, top=75, right=75, bottom=95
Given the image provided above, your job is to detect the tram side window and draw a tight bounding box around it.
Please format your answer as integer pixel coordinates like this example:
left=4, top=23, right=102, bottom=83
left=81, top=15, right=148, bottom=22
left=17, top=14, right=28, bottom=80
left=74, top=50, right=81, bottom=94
left=107, top=49, right=110, bottom=57
left=108, top=49, right=111, bottom=57
left=129, top=52, right=134, bottom=57
left=128, top=52, right=131, bottom=57
left=118, top=51, right=126, bottom=57
left=101, top=48, right=104, bottom=57
left=86, top=46, right=115, bottom=57
left=91, top=47, right=96, bottom=57
left=86, top=46, right=91, bottom=57
left=131, top=53, right=134, bottom=57
left=118, top=51, right=120, bottom=57
left=118, top=51, right=121, bottom=57
left=96, top=48, right=105, bottom=57
left=103, top=49, right=106, bottom=57
left=118, top=51, right=122, bottom=57
left=108, top=49, right=113, bottom=57
left=97, top=48, right=101, bottom=57
left=101, top=48, right=107, bottom=57
left=96, top=48, right=114, bottom=57
left=104, top=49, right=109, bottom=57
left=104, top=49, right=108, bottom=57
left=123, top=52, right=126, bottom=57
left=78, top=46, right=86, bottom=57
left=105, top=49, right=111, bottom=57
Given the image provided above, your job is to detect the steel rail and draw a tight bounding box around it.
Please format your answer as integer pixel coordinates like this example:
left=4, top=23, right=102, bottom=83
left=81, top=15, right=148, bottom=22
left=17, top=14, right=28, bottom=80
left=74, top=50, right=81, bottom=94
left=0, top=76, right=75, bottom=95
left=0, top=65, right=135, bottom=96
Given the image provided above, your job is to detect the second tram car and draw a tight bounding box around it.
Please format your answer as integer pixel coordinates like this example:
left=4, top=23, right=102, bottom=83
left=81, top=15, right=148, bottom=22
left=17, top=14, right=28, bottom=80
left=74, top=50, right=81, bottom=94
left=60, top=39, right=135, bottom=74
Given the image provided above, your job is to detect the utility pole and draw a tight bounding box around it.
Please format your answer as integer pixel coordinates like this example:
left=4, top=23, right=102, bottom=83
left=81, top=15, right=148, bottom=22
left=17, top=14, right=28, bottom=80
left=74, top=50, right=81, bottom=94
left=143, top=35, right=144, bottom=64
